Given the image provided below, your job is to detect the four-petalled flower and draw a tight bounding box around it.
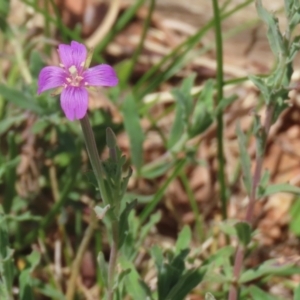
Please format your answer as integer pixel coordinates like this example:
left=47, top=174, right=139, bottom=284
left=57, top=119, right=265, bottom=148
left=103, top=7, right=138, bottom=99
left=37, top=41, right=118, bottom=121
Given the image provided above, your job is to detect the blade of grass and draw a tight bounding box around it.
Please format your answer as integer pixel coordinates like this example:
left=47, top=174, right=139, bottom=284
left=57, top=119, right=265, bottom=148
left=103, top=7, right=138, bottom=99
left=22, top=0, right=78, bottom=41
left=140, top=159, right=186, bottom=223
left=125, top=0, right=155, bottom=81
left=93, top=0, right=147, bottom=59
left=134, top=0, right=254, bottom=97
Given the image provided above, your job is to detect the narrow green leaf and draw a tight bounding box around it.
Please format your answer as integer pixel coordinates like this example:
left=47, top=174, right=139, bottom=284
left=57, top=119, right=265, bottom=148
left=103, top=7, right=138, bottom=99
left=262, top=183, right=300, bottom=197
left=175, top=225, right=191, bottom=255
left=150, top=245, right=164, bottom=268
left=26, top=251, right=41, bottom=272
left=240, top=259, right=300, bottom=283
left=118, top=200, right=138, bottom=249
left=119, top=256, right=148, bottom=300
left=139, top=211, right=161, bottom=246
left=288, top=36, right=300, bottom=63
left=114, top=268, right=131, bottom=290
left=236, top=124, right=252, bottom=195
left=122, top=95, right=144, bottom=170
left=141, top=160, right=174, bottom=179
left=248, top=75, right=270, bottom=103
left=165, top=268, right=206, bottom=300
left=289, top=12, right=300, bottom=31
left=33, top=278, right=65, bottom=300
left=0, top=84, right=42, bottom=114
left=284, top=0, right=293, bottom=17
left=0, top=115, right=26, bottom=135
left=256, top=0, right=285, bottom=57
left=106, top=127, right=117, bottom=149
left=19, top=270, right=34, bottom=300
left=247, top=285, right=278, bottom=300
left=138, top=280, right=153, bottom=299
left=234, top=222, right=252, bottom=247
left=290, top=198, right=300, bottom=236
left=168, top=75, right=196, bottom=150
left=189, top=79, right=214, bottom=138
left=97, top=252, right=108, bottom=288
left=257, top=170, right=270, bottom=197
left=168, top=89, right=189, bottom=149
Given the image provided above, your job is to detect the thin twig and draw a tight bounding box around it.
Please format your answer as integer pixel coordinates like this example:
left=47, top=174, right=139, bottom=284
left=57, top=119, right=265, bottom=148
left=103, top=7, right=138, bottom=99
left=85, top=0, right=120, bottom=48
left=66, top=211, right=97, bottom=300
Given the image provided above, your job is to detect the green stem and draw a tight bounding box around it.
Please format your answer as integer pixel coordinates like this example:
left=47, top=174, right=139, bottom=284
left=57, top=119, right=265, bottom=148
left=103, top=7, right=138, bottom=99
left=127, top=0, right=155, bottom=80
left=212, top=0, right=227, bottom=220
left=107, top=222, right=119, bottom=300
left=80, top=115, right=110, bottom=206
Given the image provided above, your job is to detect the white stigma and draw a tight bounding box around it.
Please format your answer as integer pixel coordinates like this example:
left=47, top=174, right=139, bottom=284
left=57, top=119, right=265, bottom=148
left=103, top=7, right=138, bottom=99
left=68, top=65, right=77, bottom=75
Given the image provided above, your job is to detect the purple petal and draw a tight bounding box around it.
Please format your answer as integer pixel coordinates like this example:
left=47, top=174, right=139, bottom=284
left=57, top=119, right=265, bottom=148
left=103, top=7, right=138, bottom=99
left=58, top=41, right=87, bottom=70
left=83, top=64, right=118, bottom=87
left=37, top=66, right=66, bottom=94
left=60, top=86, right=88, bottom=121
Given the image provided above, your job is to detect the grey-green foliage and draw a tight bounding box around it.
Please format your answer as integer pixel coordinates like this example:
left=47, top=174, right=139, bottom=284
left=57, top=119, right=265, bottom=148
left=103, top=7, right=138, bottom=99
left=250, top=0, right=300, bottom=110
left=239, top=0, right=300, bottom=205
left=168, top=75, right=215, bottom=153
left=151, top=246, right=205, bottom=300
left=122, top=94, right=144, bottom=171
left=236, top=124, right=252, bottom=195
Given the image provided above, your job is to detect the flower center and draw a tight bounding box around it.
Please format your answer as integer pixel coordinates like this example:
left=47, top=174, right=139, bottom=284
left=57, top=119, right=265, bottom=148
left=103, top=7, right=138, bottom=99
left=66, top=65, right=83, bottom=87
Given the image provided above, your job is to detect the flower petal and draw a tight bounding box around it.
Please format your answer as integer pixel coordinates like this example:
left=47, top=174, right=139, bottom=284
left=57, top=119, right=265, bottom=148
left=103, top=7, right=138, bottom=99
left=58, top=41, right=87, bottom=71
left=60, top=86, right=88, bottom=121
left=37, top=66, right=66, bottom=94
left=83, top=64, right=118, bottom=87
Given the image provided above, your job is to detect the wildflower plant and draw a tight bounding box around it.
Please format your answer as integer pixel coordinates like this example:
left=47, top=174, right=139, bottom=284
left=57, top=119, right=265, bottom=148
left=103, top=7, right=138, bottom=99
left=229, top=0, right=300, bottom=299
left=37, top=41, right=134, bottom=299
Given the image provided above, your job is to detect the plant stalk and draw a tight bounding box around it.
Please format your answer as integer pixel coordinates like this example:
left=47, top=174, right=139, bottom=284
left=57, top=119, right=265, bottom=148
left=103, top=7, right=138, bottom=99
left=80, top=115, right=110, bottom=206
left=80, top=118, right=120, bottom=300
left=212, top=0, right=227, bottom=220
left=228, top=104, right=275, bottom=300
left=107, top=222, right=119, bottom=300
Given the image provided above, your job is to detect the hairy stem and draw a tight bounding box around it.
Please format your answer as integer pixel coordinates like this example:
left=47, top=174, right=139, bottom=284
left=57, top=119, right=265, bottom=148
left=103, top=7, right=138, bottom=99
left=228, top=104, right=274, bottom=300
left=80, top=115, right=110, bottom=206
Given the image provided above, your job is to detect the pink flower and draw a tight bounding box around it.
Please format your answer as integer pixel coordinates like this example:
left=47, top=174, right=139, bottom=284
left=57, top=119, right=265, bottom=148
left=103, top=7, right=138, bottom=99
left=37, top=41, right=118, bottom=121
